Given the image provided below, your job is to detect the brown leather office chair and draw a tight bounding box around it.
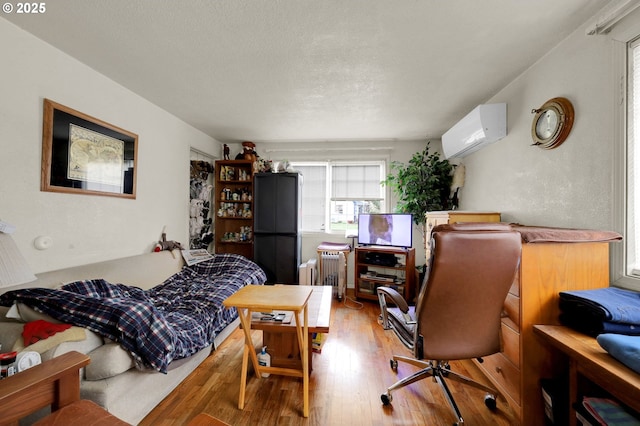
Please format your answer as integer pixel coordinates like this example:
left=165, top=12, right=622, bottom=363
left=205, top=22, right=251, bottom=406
left=377, top=223, right=521, bottom=426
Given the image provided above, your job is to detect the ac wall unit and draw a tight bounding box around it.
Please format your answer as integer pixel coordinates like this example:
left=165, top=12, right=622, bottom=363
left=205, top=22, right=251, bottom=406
left=442, top=103, right=507, bottom=159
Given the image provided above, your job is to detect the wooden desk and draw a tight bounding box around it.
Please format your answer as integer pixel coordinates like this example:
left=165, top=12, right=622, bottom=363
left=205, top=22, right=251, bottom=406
left=251, top=285, right=332, bottom=371
left=223, top=285, right=312, bottom=417
left=534, top=325, right=640, bottom=425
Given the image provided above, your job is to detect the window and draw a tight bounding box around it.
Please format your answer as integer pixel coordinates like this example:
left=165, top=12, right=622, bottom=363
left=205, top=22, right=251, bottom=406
left=626, top=38, right=640, bottom=284
left=292, top=161, right=386, bottom=233
left=614, top=23, right=640, bottom=291
left=628, top=39, right=640, bottom=276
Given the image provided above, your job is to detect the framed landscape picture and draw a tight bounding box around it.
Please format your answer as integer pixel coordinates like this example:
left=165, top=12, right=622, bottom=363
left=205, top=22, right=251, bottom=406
left=41, top=99, right=138, bottom=199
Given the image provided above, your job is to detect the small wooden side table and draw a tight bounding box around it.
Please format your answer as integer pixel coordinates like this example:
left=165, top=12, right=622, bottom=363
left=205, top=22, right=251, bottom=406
left=223, top=285, right=313, bottom=417
left=251, top=285, right=332, bottom=372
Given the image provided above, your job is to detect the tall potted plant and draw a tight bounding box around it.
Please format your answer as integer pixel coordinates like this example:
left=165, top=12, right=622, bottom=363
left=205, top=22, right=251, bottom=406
left=382, top=142, right=453, bottom=246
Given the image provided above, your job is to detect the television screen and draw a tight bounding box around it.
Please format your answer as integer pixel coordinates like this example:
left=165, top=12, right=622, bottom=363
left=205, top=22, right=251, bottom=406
left=357, top=213, right=413, bottom=248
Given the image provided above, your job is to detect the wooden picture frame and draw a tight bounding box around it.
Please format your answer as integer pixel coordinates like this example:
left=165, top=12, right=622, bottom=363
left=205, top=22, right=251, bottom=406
left=41, top=99, right=138, bottom=199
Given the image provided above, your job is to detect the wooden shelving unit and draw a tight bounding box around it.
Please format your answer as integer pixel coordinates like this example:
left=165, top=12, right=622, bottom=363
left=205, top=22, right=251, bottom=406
left=214, top=160, right=254, bottom=259
left=354, top=246, right=415, bottom=302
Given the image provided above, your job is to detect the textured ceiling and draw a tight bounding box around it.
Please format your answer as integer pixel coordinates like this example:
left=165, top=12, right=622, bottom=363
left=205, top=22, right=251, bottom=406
left=2, top=0, right=609, bottom=143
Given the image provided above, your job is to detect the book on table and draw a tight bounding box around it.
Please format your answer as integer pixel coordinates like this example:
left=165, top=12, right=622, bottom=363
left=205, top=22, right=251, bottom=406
left=251, top=311, right=293, bottom=324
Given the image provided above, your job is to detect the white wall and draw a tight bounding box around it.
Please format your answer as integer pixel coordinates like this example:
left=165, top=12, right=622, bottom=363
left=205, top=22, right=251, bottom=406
left=457, top=13, right=617, bottom=232
left=0, top=19, right=220, bottom=273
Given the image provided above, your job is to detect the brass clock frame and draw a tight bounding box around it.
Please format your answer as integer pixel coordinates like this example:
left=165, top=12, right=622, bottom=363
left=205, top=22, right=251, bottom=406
left=531, top=97, right=574, bottom=149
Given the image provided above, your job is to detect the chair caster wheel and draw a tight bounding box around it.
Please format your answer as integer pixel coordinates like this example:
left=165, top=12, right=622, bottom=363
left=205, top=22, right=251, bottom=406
left=484, top=393, right=497, bottom=411
left=381, top=393, right=392, bottom=405
left=389, top=359, right=398, bottom=371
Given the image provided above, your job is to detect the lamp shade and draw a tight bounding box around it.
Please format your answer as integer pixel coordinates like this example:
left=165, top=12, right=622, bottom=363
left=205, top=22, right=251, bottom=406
left=0, top=233, right=36, bottom=288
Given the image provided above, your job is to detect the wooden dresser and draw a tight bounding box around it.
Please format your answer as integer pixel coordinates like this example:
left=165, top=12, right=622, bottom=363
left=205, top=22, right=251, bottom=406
left=471, top=226, right=621, bottom=426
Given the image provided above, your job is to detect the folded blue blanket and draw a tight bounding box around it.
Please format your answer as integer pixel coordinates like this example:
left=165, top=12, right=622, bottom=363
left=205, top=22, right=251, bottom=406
left=602, top=321, right=640, bottom=335
left=559, top=287, right=640, bottom=325
left=597, top=333, right=640, bottom=375
left=560, top=313, right=640, bottom=337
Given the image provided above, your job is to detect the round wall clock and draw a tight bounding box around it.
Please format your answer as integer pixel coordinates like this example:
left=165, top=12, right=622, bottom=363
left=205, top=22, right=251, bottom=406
left=531, top=97, right=574, bottom=149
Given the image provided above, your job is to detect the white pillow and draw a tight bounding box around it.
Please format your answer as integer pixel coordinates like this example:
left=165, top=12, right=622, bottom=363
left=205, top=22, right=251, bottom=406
left=17, top=303, right=62, bottom=323
left=85, top=343, right=135, bottom=380
left=5, top=303, right=21, bottom=320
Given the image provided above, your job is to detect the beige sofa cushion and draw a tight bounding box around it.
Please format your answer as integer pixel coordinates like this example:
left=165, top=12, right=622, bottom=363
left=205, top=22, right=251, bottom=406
left=86, top=342, right=135, bottom=380
left=12, top=326, right=86, bottom=353
left=0, top=322, right=23, bottom=353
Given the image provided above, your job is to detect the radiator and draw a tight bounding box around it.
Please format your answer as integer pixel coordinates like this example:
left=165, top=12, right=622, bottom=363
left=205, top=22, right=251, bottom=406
left=298, top=258, right=317, bottom=285
left=318, top=250, right=347, bottom=300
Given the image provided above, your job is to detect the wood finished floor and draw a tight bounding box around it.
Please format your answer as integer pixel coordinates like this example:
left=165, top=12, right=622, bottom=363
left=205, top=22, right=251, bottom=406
left=141, top=291, right=518, bottom=426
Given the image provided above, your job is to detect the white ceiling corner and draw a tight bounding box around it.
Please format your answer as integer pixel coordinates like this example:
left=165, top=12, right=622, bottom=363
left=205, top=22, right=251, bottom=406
left=2, top=0, right=611, bottom=143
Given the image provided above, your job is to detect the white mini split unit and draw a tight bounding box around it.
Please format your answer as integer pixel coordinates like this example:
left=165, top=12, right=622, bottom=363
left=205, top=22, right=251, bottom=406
left=442, top=103, right=507, bottom=159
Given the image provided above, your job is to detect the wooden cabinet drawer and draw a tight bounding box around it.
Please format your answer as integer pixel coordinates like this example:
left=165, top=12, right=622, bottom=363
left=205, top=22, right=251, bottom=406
left=509, top=274, right=520, bottom=297
left=503, top=293, right=520, bottom=332
left=478, top=352, right=521, bottom=403
left=501, top=323, right=520, bottom=368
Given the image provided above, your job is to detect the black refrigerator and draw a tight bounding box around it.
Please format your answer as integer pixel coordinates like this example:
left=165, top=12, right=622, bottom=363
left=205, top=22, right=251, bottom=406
left=253, top=172, right=302, bottom=284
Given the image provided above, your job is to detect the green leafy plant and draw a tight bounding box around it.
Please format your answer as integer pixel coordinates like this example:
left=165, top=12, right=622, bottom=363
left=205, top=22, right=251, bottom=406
left=382, top=142, right=453, bottom=239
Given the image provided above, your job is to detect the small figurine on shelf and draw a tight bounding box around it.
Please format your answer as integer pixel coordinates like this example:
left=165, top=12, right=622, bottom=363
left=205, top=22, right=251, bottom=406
left=242, top=141, right=257, bottom=162
left=223, top=144, right=230, bottom=160
left=257, top=158, right=272, bottom=173
left=240, top=141, right=261, bottom=173
left=225, top=167, right=235, bottom=181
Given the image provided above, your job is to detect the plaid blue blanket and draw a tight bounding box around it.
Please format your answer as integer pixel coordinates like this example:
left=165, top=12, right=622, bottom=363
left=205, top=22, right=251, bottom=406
left=0, top=253, right=266, bottom=373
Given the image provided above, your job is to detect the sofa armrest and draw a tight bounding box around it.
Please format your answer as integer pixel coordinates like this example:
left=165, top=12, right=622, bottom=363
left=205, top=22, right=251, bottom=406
left=0, top=351, right=89, bottom=425
left=0, top=322, right=24, bottom=354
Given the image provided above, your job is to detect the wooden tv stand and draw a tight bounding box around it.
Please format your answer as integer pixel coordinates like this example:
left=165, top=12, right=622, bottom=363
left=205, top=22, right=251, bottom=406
left=354, top=246, right=416, bottom=302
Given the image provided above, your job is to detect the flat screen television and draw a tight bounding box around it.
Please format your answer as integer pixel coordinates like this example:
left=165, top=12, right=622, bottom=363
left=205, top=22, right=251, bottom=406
left=357, top=213, right=413, bottom=248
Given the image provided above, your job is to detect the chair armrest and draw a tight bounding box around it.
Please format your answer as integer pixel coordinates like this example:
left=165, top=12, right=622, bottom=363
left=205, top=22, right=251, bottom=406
left=377, top=286, right=412, bottom=331
left=0, top=351, right=90, bottom=425
left=377, top=286, right=410, bottom=313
